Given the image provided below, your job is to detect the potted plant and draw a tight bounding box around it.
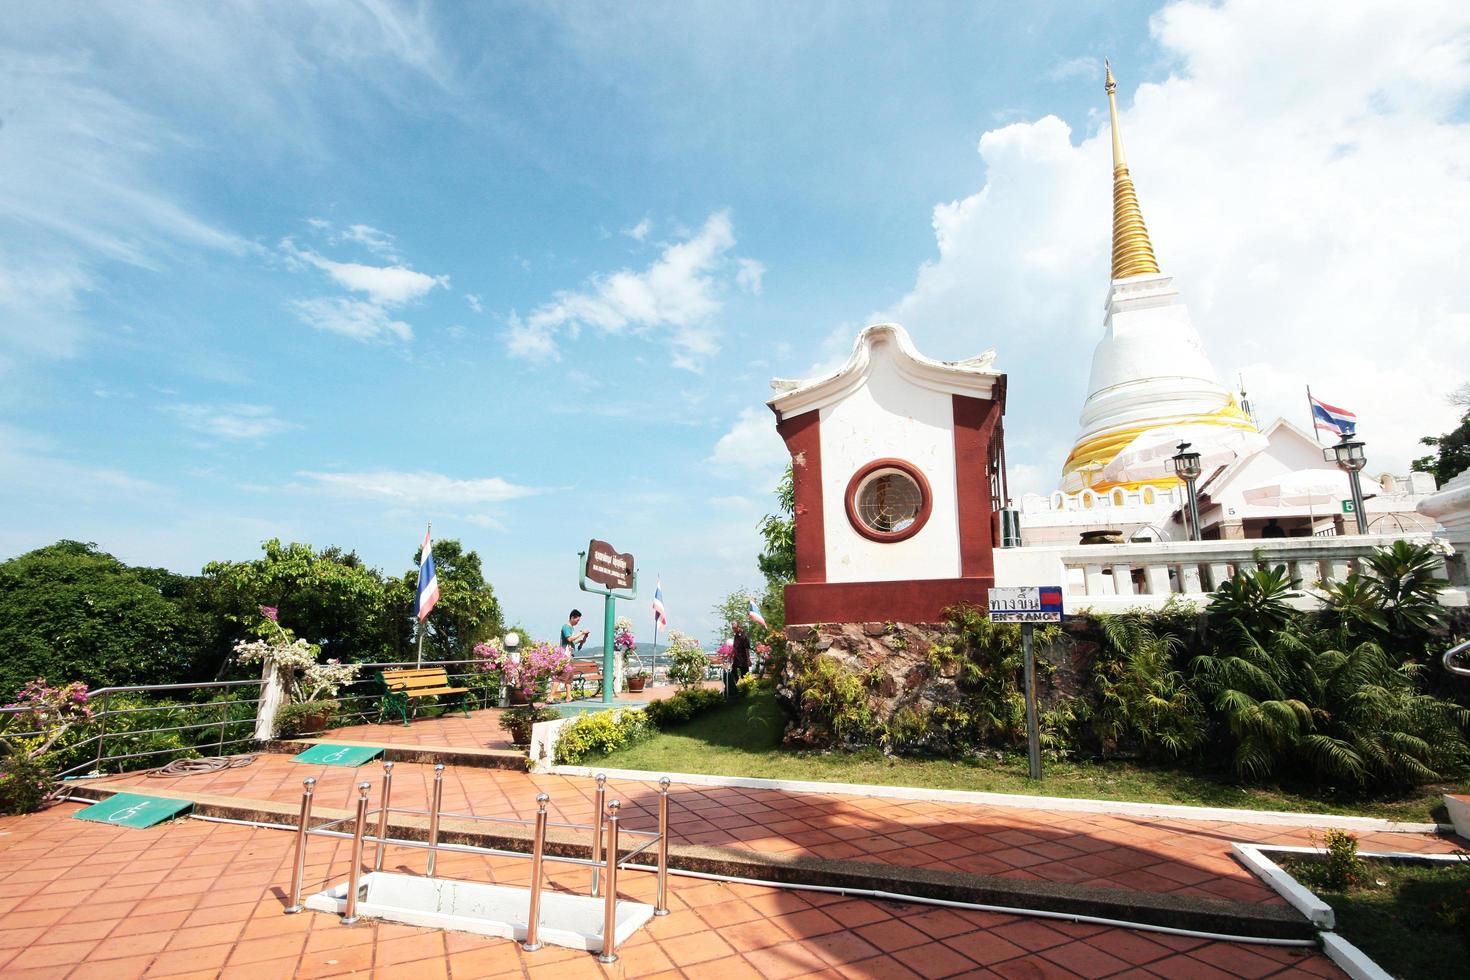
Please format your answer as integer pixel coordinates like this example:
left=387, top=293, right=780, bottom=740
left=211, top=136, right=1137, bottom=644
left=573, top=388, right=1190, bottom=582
left=469, top=639, right=508, bottom=709
left=234, top=610, right=360, bottom=739
left=497, top=642, right=572, bottom=746
left=665, top=630, right=709, bottom=689
left=626, top=668, right=650, bottom=693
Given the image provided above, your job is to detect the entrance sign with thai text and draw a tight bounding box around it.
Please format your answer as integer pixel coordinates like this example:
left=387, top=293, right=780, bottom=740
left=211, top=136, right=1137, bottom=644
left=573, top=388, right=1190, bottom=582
left=584, top=540, right=636, bottom=592
left=987, top=586, right=1064, bottom=623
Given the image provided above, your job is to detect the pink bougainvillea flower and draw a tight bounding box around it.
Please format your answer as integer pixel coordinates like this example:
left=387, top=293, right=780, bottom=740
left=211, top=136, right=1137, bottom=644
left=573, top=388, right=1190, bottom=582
left=259, top=605, right=279, bottom=622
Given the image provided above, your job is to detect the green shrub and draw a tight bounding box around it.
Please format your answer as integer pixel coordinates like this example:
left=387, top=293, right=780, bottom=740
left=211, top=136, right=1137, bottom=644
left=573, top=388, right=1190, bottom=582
left=794, top=656, right=875, bottom=744
left=736, top=674, right=766, bottom=699
left=0, top=754, right=52, bottom=816
left=1318, top=829, right=1366, bottom=890
left=554, top=709, right=652, bottom=764
left=645, top=687, right=724, bottom=728
left=1080, top=613, right=1204, bottom=761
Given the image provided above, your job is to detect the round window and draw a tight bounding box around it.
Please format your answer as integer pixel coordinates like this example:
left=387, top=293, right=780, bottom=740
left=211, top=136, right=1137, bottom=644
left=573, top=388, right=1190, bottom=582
left=844, top=459, right=932, bottom=542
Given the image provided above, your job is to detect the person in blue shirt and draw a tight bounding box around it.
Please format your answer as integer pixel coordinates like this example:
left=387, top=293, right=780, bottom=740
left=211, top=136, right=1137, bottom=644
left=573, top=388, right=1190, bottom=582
left=560, top=609, right=589, bottom=652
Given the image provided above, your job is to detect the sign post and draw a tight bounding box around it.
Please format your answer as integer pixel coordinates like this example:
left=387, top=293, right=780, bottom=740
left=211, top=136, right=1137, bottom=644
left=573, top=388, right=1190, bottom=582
left=987, top=586, right=1064, bottom=780
left=579, top=540, right=638, bottom=704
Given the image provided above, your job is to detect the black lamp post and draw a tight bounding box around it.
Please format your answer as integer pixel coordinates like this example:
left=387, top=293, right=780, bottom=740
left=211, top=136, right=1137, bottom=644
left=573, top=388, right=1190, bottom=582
left=1326, top=435, right=1369, bottom=534
left=1171, top=441, right=1203, bottom=541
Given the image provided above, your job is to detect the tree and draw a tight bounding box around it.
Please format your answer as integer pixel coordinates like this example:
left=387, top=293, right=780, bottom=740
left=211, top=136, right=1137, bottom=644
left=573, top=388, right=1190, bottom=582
left=710, top=588, right=759, bottom=643
left=203, top=539, right=405, bottom=668
left=1412, top=382, right=1470, bottom=486
left=0, top=541, right=206, bottom=697
left=400, top=538, right=505, bottom=661
left=753, top=464, right=795, bottom=633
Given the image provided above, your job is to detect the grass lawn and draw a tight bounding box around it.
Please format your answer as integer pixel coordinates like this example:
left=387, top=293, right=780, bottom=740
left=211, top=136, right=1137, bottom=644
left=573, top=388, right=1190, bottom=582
left=591, top=687, right=1463, bottom=822
left=1282, top=858, right=1470, bottom=979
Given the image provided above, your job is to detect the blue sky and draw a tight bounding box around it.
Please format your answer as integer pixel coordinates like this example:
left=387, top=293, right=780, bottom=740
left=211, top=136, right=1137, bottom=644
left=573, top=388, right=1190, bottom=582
left=3, top=1, right=1467, bottom=643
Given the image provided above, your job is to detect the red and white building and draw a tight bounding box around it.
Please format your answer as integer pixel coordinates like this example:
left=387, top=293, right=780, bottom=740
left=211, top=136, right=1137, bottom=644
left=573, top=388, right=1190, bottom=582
left=767, top=323, right=1008, bottom=626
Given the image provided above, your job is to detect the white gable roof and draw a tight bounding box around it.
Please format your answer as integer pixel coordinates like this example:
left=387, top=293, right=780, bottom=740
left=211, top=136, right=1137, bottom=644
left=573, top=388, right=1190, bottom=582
left=767, top=323, right=1001, bottom=421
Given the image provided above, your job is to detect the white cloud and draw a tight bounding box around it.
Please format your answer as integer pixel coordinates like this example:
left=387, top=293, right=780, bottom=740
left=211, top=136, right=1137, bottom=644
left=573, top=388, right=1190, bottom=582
left=504, top=211, right=757, bottom=371
left=289, top=297, right=414, bottom=343
left=623, top=216, right=653, bottom=242
left=0, top=423, right=162, bottom=498
left=164, top=403, right=293, bottom=441
left=735, top=258, right=766, bottom=295
left=340, top=223, right=400, bottom=259
left=709, top=407, right=789, bottom=490
left=879, top=0, right=1470, bottom=486
left=280, top=239, right=447, bottom=305
left=296, top=470, right=540, bottom=506
left=465, top=293, right=484, bottom=314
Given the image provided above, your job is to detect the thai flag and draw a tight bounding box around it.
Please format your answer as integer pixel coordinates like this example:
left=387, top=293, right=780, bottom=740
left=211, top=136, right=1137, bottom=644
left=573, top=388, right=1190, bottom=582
left=747, top=598, right=768, bottom=629
left=415, top=526, right=440, bottom=622
left=652, top=579, right=667, bottom=629
left=1310, top=394, right=1357, bottom=438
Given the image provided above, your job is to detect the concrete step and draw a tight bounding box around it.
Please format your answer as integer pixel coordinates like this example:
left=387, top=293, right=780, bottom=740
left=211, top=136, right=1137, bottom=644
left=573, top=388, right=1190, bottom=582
left=267, top=738, right=528, bottom=771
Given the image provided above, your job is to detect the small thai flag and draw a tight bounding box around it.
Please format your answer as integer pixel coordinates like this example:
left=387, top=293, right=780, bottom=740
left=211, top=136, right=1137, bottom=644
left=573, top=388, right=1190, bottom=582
left=652, top=579, right=667, bottom=628
left=1310, top=394, right=1357, bottom=438
left=747, top=598, right=768, bottom=629
left=415, top=526, right=440, bottom=622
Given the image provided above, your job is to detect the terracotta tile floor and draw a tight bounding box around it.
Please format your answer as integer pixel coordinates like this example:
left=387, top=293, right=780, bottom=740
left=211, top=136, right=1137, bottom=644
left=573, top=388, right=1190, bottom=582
left=88, top=753, right=1463, bottom=911
left=0, top=804, right=1347, bottom=978
left=322, top=683, right=715, bottom=750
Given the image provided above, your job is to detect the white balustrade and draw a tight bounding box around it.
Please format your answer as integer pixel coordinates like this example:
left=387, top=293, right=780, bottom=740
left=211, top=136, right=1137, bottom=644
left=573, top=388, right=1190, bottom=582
left=993, top=533, right=1455, bottom=613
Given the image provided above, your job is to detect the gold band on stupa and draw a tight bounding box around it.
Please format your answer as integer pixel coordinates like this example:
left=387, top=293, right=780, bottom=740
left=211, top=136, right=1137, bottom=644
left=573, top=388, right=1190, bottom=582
left=1105, top=60, right=1160, bottom=280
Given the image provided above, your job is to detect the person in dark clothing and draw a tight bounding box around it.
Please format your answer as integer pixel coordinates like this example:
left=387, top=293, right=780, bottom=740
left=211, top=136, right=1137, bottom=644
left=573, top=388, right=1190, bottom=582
left=1260, top=519, right=1286, bottom=538
left=728, top=623, right=752, bottom=697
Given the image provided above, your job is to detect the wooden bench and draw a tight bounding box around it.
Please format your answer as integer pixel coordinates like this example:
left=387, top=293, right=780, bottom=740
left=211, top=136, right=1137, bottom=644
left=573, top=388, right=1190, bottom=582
left=378, top=667, right=470, bottom=725
left=567, top=661, right=602, bottom=698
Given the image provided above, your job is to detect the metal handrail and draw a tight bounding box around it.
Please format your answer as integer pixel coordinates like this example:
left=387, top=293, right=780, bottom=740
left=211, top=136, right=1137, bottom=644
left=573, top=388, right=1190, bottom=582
left=286, top=765, right=673, bottom=962
left=1445, top=638, right=1470, bottom=678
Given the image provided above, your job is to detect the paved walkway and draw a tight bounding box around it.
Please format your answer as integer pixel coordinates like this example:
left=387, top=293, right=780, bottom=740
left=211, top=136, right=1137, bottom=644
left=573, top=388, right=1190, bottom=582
left=0, top=803, right=1347, bottom=978
left=90, top=753, right=1463, bottom=909
left=324, top=683, right=711, bottom=751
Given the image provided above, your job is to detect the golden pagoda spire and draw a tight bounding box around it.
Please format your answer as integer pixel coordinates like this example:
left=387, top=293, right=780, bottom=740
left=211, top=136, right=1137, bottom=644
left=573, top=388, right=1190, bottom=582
left=1104, top=60, right=1161, bottom=279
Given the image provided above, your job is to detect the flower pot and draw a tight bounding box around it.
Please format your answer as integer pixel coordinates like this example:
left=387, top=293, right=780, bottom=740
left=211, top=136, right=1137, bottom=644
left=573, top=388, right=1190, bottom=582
left=505, top=721, right=533, bottom=747
left=627, top=677, right=647, bottom=693
left=507, top=688, right=529, bottom=705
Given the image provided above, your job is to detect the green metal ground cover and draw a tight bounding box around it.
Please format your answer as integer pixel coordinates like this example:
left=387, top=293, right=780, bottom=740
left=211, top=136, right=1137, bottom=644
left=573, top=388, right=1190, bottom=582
left=73, top=792, right=193, bottom=828
left=291, top=743, right=385, bottom=767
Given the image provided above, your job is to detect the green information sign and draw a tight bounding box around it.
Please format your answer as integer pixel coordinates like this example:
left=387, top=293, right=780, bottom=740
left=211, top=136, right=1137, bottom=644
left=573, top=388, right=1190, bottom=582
left=74, top=792, right=193, bottom=828
left=1342, top=499, right=1356, bottom=513
left=291, top=743, right=384, bottom=767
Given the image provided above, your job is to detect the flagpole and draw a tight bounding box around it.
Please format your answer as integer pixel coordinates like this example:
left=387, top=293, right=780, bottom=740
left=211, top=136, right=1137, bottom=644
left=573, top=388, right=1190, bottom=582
left=416, top=521, right=431, bottom=668
left=1306, top=385, right=1321, bottom=445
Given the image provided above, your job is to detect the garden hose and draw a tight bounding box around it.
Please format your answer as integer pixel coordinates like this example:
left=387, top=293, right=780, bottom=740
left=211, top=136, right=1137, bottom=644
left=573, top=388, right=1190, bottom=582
left=147, top=754, right=258, bottom=777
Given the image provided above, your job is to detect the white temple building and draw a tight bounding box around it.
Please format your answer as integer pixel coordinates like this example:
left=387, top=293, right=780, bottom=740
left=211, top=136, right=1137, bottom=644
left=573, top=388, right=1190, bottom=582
left=1022, top=63, right=1437, bottom=547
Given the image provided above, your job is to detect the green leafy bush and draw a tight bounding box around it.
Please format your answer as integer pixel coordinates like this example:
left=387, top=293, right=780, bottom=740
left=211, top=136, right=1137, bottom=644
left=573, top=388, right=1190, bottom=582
left=0, top=754, right=51, bottom=815
left=644, top=687, right=725, bottom=728
left=1080, top=613, right=1204, bottom=761
left=554, top=709, right=652, bottom=764
left=1197, top=562, right=1470, bottom=788
left=794, top=655, right=875, bottom=744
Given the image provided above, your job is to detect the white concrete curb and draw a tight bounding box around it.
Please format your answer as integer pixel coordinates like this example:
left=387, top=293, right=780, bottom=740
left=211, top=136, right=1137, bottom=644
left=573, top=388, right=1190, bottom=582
left=1230, top=844, right=1333, bottom=928
left=549, top=764, right=1446, bottom=834
left=548, top=765, right=1447, bottom=833
left=1320, top=933, right=1393, bottom=980
left=1235, top=843, right=1465, bottom=980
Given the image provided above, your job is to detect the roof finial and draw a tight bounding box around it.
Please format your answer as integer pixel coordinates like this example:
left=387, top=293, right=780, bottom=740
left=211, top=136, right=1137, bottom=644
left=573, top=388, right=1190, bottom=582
left=1104, top=60, right=1160, bottom=279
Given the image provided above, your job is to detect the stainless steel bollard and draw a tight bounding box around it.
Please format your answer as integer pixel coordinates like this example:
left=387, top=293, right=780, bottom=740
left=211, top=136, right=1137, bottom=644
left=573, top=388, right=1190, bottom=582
left=597, top=800, right=621, bottom=964
left=285, top=777, right=316, bottom=913
left=654, top=776, right=671, bottom=916
left=590, top=772, right=606, bottom=896
left=521, top=793, right=550, bottom=952
left=426, top=763, right=445, bottom=877
left=374, top=761, right=394, bottom=871
left=342, top=781, right=371, bottom=924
